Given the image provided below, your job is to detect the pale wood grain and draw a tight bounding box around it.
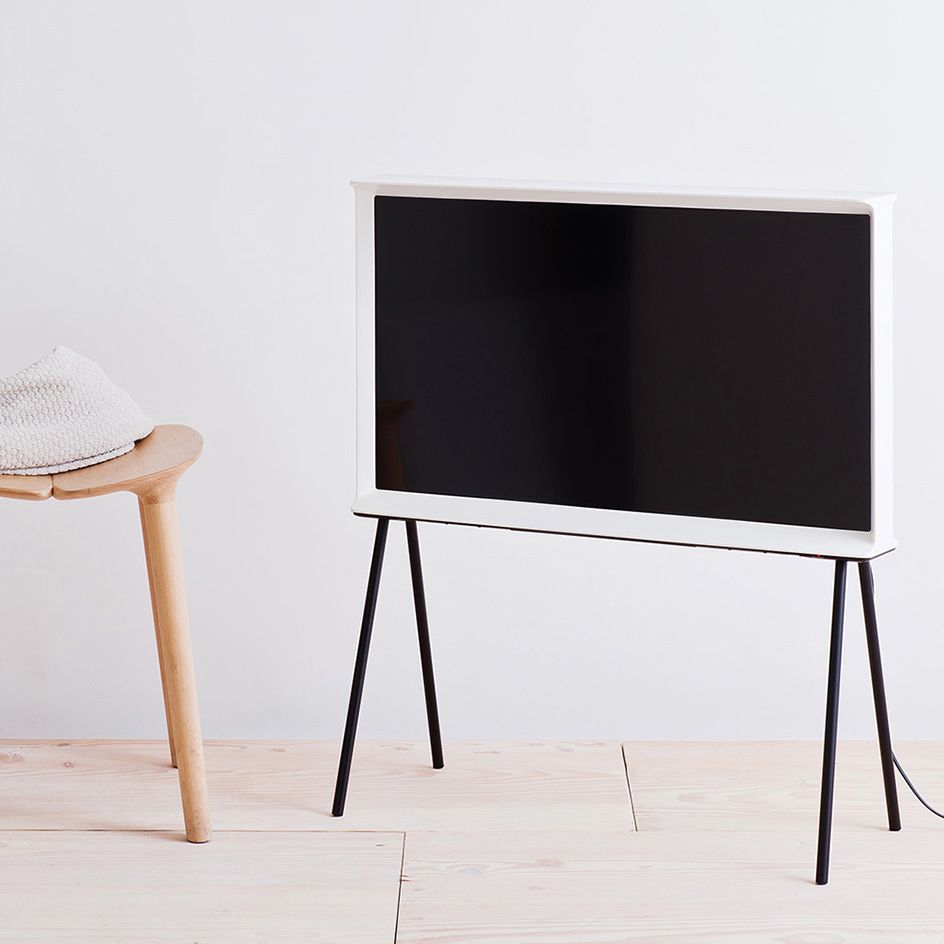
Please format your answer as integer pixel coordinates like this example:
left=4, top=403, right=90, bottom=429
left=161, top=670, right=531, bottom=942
left=2, top=740, right=943, bottom=941
left=0, top=830, right=403, bottom=943
left=397, top=828, right=944, bottom=943
left=139, top=499, right=209, bottom=841
left=2, top=427, right=208, bottom=842
left=51, top=424, right=202, bottom=501
left=138, top=500, right=177, bottom=768
left=0, top=473, right=52, bottom=500
left=1, top=422, right=199, bottom=502
left=0, top=740, right=631, bottom=832
left=625, top=740, right=944, bottom=831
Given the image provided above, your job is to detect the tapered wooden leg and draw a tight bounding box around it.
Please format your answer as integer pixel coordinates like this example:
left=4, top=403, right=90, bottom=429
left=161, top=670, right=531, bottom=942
left=139, top=500, right=177, bottom=768
left=139, top=492, right=210, bottom=843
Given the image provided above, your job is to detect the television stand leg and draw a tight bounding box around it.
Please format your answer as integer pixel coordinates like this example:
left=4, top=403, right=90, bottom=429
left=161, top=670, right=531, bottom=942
left=407, top=520, right=445, bottom=769
left=858, top=561, right=901, bottom=832
left=332, top=517, right=445, bottom=816
left=815, top=559, right=847, bottom=885
left=814, top=559, right=902, bottom=884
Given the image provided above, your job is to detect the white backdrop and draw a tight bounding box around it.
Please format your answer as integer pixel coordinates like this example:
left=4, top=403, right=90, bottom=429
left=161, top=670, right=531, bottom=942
left=1, top=0, right=941, bottom=743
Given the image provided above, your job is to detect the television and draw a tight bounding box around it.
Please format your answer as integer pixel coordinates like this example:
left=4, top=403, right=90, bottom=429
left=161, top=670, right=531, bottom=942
left=352, top=177, right=894, bottom=560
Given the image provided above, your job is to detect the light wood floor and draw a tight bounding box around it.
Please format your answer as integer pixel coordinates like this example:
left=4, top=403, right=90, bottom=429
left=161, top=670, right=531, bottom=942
left=1, top=740, right=943, bottom=941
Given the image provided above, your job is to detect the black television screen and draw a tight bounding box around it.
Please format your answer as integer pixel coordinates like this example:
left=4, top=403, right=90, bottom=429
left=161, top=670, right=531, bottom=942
left=373, top=195, right=872, bottom=532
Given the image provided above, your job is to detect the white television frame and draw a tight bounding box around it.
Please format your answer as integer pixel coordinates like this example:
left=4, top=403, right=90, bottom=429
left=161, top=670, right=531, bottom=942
left=352, top=176, right=895, bottom=560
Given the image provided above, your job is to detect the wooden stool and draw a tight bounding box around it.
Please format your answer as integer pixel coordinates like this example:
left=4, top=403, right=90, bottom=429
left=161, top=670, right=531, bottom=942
left=0, top=425, right=211, bottom=843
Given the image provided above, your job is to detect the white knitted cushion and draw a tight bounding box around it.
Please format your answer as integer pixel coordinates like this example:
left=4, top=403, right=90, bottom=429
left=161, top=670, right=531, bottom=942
left=0, top=346, right=154, bottom=475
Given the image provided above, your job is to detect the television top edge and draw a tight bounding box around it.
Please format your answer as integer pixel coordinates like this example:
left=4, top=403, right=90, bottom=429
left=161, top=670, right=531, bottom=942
left=353, top=176, right=895, bottom=561
left=351, top=174, right=895, bottom=212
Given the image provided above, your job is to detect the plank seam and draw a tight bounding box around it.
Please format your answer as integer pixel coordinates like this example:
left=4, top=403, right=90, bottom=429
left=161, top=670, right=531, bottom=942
left=393, top=832, right=407, bottom=943
left=621, top=743, right=639, bottom=831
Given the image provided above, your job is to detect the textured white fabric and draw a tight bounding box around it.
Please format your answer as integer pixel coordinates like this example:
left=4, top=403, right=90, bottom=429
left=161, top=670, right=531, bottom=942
left=0, top=346, right=154, bottom=475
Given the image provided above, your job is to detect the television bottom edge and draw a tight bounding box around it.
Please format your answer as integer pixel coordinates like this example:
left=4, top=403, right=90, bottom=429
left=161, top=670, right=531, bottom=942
left=350, top=491, right=894, bottom=562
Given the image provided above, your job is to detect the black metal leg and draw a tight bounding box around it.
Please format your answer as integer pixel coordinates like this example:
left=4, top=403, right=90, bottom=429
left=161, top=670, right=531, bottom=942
left=858, top=561, right=901, bottom=832
left=816, top=559, right=847, bottom=885
left=332, top=518, right=390, bottom=817
left=406, top=520, right=445, bottom=769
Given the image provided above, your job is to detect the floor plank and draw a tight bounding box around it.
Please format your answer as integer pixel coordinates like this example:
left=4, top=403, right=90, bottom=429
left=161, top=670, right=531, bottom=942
left=0, top=739, right=632, bottom=833
left=397, top=828, right=944, bottom=943
left=0, top=830, right=403, bottom=943
left=625, top=740, right=944, bottom=831
left=4, top=739, right=942, bottom=941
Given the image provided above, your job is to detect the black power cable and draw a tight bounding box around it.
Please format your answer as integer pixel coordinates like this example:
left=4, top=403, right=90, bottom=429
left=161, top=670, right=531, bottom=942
left=894, top=753, right=944, bottom=820
left=858, top=564, right=942, bottom=822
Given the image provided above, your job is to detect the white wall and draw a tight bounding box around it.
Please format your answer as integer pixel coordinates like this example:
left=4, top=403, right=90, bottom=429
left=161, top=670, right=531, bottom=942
left=1, top=0, right=942, bottom=744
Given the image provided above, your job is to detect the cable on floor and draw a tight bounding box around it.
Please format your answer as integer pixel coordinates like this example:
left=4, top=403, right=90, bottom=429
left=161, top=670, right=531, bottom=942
left=893, top=753, right=944, bottom=820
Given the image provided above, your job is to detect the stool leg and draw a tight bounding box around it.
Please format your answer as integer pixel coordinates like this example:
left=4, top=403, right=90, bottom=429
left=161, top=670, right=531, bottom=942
left=139, top=500, right=177, bottom=768
left=139, top=493, right=210, bottom=843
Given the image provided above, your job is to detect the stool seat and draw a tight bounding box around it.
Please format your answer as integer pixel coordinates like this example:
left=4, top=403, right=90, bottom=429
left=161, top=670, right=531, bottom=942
left=0, top=423, right=210, bottom=843
left=53, top=424, right=202, bottom=501
left=0, top=473, right=52, bottom=501
left=0, top=425, right=202, bottom=503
